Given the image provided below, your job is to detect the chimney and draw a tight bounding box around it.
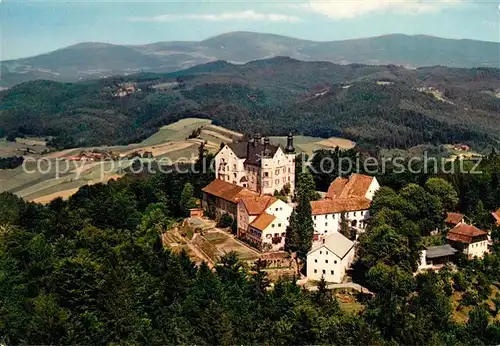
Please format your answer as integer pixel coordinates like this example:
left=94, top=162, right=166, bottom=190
left=285, top=132, right=295, bottom=154
left=263, top=137, right=270, bottom=157
left=246, top=140, right=251, bottom=158
left=255, top=132, right=262, bottom=144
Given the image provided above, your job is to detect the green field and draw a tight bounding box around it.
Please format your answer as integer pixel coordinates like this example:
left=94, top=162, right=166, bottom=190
left=140, top=118, right=211, bottom=146
left=269, top=135, right=355, bottom=156
left=0, top=118, right=356, bottom=204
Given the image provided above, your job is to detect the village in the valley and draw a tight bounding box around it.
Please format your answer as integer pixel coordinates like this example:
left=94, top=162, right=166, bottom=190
left=163, top=132, right=496, bottom=290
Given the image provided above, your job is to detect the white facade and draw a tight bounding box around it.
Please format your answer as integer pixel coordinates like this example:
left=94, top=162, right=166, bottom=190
left=240, top=199, right=293, bottom=251
left=312, top=209, right=371, bottom=237
left=364, top=178, right=380, bottom=201
left=464, top=240, right=489, bottom=258
left=215, top=143, right=295, bottom=195
left=258, top=148, right=295, bottom=196
left=307, top=235, right=355, bottom=283
left=215, top=145, right=247, bottom=187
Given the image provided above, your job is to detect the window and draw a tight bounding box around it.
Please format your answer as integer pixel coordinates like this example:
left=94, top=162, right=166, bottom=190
left=288, top=168, right=291, bottom=173
left=275, top=169, right=279, bottom=175
left=280, top=207, right=282, bottom=211
left=274, top=233, right=279, bottom=237
left=330, top=270, right=334, bottom=275
left=354, top=212, right=357, bottom=216
left=334, top=260, right=337, bottom=264
left=325, top=260, right=328, bottom=263
left=233, top=173, right=237, bottom=178
left=324, top=230, right=327, bottom=233
left=314, top=259, right=317, bottom=263
left=288, top=177, right=291, bottom=182
left=320, top=251, right=322, bottom=254
left=314, top=269, right=317, bottom=273
left=326, top=251, right=328, bottom=255
left=325, top=222, right=328, bottom=226
left=281, top=232, right=285, bottom=236
left=314, top=216, right=317, bottom=220
left=332, top=214, right=335, bottom=219
left=275, top=179, right=279, bottom=185
left=264, top=172, right=269, bottom=177
left=361, top=211, right=364, bottom=216
left=272, top=224, right=275, bottom=228
left=278, top=223, right=282, bottom=227
left=233, top=164, right=236, bottom=170
left=322, top=270, right=326, bottom=274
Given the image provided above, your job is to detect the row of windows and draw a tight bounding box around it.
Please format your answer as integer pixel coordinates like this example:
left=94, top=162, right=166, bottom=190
left=313, top=269, right=334, bottom=275
left=262, top=176, right=292, bottom=187
left=266, top=233, right=286, bottom=238
left=314, top=258, right=338, bottom=264
left=313, top=211, right=364, bottom=220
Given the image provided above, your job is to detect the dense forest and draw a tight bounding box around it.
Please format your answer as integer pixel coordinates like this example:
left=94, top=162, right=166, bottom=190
left=0, top=59, right=499, bottom=150
left=2, top=148, right=500, bottom=344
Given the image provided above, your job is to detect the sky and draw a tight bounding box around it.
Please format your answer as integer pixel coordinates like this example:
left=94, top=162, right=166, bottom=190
left=1, top=0, right=499, bottom=60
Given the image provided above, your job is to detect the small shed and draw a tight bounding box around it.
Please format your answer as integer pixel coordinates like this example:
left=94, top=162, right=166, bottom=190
left=420, top=244, right=457, bottom=269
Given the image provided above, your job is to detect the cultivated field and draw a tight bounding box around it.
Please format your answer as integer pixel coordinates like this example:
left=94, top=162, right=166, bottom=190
left=269, top=135, right=355, bottom=156
left=203, top=231, right=260, bottom=261
left=0, top=118, right=356, bottom=204
left=0, top=137, right=48, bottom=158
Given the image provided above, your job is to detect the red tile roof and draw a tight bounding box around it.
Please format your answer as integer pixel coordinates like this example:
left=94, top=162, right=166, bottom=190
left=311, top=197, right=371, bottom=215
left=326, top=177, right=348, bottom=199
left=201, top=179, right=257, bottom=203
left=240, top=196, right=278, bottom=215
left=250, top=213, right=276, bottom=231
left=492, top=209, right=500, bottom=225
left=445, top=212, right=465, bottom=225
left=447, top=223, right=487, bottom=244
left=326, top=174, right=374, bottom=200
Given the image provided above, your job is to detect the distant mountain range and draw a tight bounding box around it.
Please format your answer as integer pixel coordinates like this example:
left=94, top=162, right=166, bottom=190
left=1, top=57, right=499, bottom=151
left=1, top=32, right=499, bottom=87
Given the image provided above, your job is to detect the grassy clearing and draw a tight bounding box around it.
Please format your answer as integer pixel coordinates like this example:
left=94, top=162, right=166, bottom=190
left=269, top=135, right=355, bottom=156
left=0, top=136, right=48, bottom=158
left=204, top=124, right=244, bottom=138
left=140, top=118, right=211, bottom=146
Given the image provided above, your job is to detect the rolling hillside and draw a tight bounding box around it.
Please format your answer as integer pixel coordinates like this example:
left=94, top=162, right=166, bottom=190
left=1, top=32, right=499, bottom=87
left=0, top=58, right=499, bottom=151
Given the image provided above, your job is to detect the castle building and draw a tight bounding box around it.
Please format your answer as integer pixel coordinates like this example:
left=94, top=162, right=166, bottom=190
left=310, top=174, right=380, bottom=240
left=215, top=133, right=296, bottom=196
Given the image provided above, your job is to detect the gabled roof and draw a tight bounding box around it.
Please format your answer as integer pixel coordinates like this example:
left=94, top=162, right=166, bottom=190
left=250, top=213, right=276, bottom=231
left=425, top=244, right=457, bottom=259
left=201, top=179, right=257, bottom=203
left=492, top=208, right=500, bottom=225
left=447, top=223, right=487, bottom=244
left=308, top=233, right=354, bottom=259
left=326, top=174, right=375, bottom=200
left=445, top=212, right=465, bottom=225
left=227, top=141, right=280, bottom=166
left=326, top=177, right=348, bottom=199
left=311, top=197, right=371, bottom=215
left=240, top=195, right=278, bottom=215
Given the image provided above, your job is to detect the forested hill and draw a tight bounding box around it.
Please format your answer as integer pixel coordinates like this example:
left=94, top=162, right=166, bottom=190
left=1, top=59, right=500, bottom=150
